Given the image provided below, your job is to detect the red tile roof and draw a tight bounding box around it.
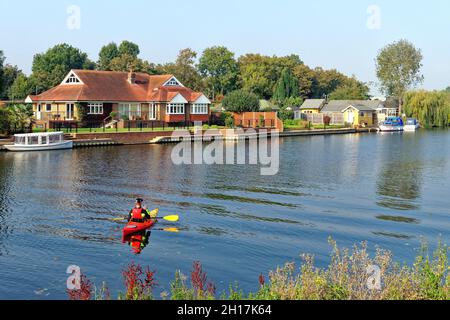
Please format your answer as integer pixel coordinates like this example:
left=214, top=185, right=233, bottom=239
left=33, top=70, right=207, bottom=103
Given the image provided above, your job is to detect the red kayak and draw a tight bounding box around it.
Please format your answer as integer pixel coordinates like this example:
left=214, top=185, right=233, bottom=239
left=122, top=209, right=159, bottom=241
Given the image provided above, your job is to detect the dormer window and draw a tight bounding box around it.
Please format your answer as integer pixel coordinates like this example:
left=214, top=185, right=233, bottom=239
left=164, top=77, right=184, bottom=87
left=166, top=78, right=179, bottom=86
left=65, top=73, right=81, bottom=84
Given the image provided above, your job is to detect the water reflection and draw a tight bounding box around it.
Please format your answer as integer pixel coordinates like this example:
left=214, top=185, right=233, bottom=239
left=123, top=231, right=151, bottom=255
left=376, top=163, right=423, bottom=210
left=376, top=133, right=424, bottom=211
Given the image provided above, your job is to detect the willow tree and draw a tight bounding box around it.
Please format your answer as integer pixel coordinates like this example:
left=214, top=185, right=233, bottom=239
left=376, top=40, right=424, bottom=114
left=403, top=90, right=450, bottom=128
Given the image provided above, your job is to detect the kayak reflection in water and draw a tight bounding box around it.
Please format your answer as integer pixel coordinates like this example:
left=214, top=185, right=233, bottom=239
left=128, top=198, right=153, bottom=222
left=125, top=230, right=151, bottom=255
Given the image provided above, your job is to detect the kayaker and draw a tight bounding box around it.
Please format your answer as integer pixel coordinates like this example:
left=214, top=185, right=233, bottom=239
left=127, top=198, right=152, bottom=223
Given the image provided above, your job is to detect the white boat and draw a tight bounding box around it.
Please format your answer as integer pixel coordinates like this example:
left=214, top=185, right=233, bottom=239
left=379, top=117, right=404, bottom=132
left=4, top=132, right=73, bottom=151
left=404, top=118, right=420, bottom=131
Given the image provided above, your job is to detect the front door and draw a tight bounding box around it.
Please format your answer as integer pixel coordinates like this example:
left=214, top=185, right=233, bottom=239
left=347, top=110, right=354, bottom=124
left=66, top=103, right=74, bottom=120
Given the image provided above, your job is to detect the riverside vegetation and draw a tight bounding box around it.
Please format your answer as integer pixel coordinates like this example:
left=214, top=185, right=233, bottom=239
left=68, top=239, right=449, bottom=300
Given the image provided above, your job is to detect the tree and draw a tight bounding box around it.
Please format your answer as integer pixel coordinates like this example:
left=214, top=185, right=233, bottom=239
left=109, top=53, right=156, bottom=73
left=198, top=46, right=239, bottom=99
left=159, top=48, right=203, bottom=90
left=31, top=43, right=95, bottom=92
left=8, top=74, right=32, bottom=100
left=403, top=90, right=450, bottom=128
left=273, top=68, right=300, bottom=103
left=238, top=54, right=275, bottom=99
left=0, top=104, right=34, bottom=134
left=97, top=42, right=120, bottom=70
left=310, top=67, right=349, bottom=99
left=1, top=64, right=23, bottom=99
left=238, top=54, right=304, bottom=100
left=329, top=80, right=370, bottom=100
left=222, top=90, right=260, bottom=113
left=376, top=39, right=424, bottom=113
left=292, top=64, right=315, bottom=98
left=118, top=41, right=140, bottom=58
left=445, top=87, right=450, bottom=93
left=0, top=51, right=6, bottom=98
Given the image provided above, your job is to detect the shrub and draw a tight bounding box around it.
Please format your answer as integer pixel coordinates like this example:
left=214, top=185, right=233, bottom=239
left=222, top=90, right=259, bottom=113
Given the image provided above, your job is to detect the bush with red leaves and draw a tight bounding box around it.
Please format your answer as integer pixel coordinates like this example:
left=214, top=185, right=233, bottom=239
left=191, top=261, right=216, bottom=299
left=67, top=274, right=93, bottom=301
left=122, top=262, right=156, bottom=300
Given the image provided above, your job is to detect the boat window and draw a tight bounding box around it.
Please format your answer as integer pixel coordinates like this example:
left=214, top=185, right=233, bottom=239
left=29, top=136, right=39, bottom=145
left=49, top=135, right=60, bottom=144
left=15, top=136, right=26, bottom=144
left=41, top=136, right=47, bottom=144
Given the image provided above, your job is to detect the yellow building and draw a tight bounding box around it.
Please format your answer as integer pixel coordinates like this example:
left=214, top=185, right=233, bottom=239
left=342, top=105, right=375, bottom=127
left=295, top=99, right=326, bottom=119
left=321, top=100, right=387, bottom=127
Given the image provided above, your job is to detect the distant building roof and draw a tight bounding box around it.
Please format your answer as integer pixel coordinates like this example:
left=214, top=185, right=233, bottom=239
left=322, top=100, right=384, bottom=113
left=300, top=99, right=326, bottom=110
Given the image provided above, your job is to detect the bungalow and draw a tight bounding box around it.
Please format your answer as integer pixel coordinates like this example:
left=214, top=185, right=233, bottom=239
left=321, top=100, right=397, bottom=127
left=297, top=99, right=326, bottom=116
left=26, top=69, right=211, bottom=129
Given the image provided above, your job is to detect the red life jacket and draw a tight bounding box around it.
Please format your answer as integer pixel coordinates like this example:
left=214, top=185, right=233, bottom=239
left=132, top=208, right=144, bottom=220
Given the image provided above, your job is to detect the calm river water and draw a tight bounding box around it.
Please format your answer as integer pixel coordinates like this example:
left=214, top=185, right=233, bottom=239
left=0, top=130, right=449, bottom=299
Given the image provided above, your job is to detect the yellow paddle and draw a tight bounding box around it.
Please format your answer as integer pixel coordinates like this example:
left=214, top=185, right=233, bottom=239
left=110, top=215, right=180, bottom=222
left=157, top=227, right=180, bottom=233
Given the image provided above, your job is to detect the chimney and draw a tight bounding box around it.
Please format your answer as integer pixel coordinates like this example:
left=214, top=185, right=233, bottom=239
left=128, top=70, right=136, bottom=84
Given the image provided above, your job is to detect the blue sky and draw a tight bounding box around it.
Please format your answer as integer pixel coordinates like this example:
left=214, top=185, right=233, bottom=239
left=0, top=0, right=449, bottom=94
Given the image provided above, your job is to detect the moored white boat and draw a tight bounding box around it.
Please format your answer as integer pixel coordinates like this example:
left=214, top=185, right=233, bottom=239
left=404, top=118, right=420, bottom=131
left=378, top=117, right=404, bottom=132
left=4, top=132, right=73, bottom=152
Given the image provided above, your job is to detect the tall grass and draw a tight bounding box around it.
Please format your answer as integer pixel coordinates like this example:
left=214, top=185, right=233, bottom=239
left=68, top=239, right=449, bottom=300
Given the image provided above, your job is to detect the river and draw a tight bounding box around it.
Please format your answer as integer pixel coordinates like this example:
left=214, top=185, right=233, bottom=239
left=0, top=130, right=449, bottom=299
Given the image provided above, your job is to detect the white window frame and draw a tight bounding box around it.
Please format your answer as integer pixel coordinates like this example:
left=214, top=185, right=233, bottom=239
left=88, top=103, right=104, bottom=115
left=166, top=103, right=185, bottom=115
left=149, top=103, right=156, bottom=120
left=191, top=103, right=209, bottom=115
left=118, top=103, right=141, bottom=119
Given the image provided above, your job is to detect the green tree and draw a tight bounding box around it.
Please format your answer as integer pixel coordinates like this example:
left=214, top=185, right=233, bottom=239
left=198, top=46, right=239, bottom=99
left=8, top=74, right=32, bottom=100
left=118, top=41, right=140, bottom=58
left=376, top=39, right=424, bottom=113
left=109, top=53, right=156, bottom=73
left=292, top=63, right=315, bottom=98
left=222, top=90, right=260, bottom=113
left=159, top=48, right=203, bottom=90
left=0, top=50, right=4, bottom=97
left=1, top=64, right=22, bottom=99
left=97, top=42, right=120, bottom=70
left=329, top=80, right=370, bottom=100
left=403, top=90, right=450, bottom=128
left=0, top=104, right=34, bottom=134
left=238, top=54, right=304, bottom=100
left=273, top=68, right=300, bottom=103
left=310, top=67, right=349, bottom=99
left=31, top=43, right=95, bottom=92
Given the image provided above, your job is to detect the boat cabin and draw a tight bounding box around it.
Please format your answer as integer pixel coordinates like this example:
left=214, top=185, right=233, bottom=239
left=14, top=132, right=65, bottom=146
